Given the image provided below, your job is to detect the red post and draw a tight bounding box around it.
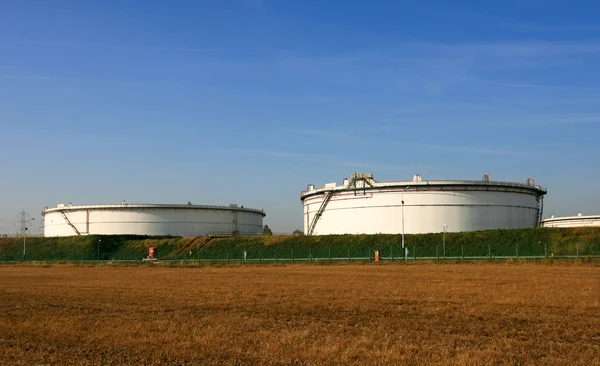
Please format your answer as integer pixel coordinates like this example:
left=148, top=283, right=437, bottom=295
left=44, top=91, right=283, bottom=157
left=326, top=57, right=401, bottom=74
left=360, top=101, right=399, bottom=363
left=148, top=246, right=157, bottom=260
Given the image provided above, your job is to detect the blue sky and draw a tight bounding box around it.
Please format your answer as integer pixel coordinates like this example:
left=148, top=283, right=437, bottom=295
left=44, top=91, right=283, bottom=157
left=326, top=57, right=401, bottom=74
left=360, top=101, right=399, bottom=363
left=1, top=0, right=599, bottom=234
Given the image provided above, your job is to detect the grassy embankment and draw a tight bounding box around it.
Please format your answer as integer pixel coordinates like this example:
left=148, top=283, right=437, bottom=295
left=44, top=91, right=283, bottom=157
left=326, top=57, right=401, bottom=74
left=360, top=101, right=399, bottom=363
left=1, top=227, right=599, bottom=260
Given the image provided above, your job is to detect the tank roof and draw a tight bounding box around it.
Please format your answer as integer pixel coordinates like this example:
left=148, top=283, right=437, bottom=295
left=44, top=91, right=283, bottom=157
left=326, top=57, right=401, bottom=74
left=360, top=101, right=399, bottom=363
left=42, top=203, right=266, bottom=216
left=300, top=174, right=547, bottom=200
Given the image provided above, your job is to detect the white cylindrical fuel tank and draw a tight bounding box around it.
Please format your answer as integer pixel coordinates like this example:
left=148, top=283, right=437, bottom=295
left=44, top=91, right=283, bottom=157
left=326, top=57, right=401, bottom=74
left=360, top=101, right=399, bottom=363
left=42, top=203, right=266, bottom=237
left=300, top=173, right=547, bottom=235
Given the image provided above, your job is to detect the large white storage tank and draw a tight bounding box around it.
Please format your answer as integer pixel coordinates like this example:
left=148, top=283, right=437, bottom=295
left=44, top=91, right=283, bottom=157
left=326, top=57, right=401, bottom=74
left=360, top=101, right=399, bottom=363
left=42, top=202, right=266, bottom=237
left=541, top=213, right=600, bottom=228
left=300, top=173, right=547, bottom=235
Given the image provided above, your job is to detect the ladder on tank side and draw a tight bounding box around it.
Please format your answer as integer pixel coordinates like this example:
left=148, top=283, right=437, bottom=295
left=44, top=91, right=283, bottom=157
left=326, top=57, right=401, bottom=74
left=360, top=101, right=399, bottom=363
left=536, top=195, right=544, bottom=227
left=307, top=190, right=334, bottom=236
left=179, top=235, right=216, bottom=260
left=60, top=211, right=81, bottom=236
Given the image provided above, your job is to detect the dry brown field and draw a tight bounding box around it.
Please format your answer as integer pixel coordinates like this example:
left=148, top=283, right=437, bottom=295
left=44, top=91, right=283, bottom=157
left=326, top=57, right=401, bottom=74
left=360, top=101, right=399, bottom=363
left=0, top=263, right=599, bottom=365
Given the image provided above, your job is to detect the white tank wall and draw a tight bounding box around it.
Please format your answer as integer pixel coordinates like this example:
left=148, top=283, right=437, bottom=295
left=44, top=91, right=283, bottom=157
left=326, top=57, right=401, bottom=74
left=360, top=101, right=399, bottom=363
left=303, top=190, right=541, bottom=235
left=542, top=216, right=600, bottom=228
left=43, top=207, right=264, bottom=237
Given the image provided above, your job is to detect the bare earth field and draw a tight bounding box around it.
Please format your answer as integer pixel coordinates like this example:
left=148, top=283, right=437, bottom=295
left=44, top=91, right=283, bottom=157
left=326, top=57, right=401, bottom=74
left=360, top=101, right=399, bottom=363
left=0, top=263, right=599, bottom=365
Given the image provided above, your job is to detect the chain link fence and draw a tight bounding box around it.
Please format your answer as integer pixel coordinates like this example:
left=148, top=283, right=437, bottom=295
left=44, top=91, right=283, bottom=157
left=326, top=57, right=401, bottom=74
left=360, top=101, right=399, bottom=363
left=1, top=242, right=598, bottom=264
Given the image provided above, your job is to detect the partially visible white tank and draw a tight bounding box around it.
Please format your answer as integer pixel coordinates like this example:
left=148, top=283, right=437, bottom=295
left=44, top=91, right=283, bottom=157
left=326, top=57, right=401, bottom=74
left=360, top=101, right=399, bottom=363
left=42, top=203, right=266, bottom=237
left=541, top=213, right=600, bottom=228
left=300, top=173, right=547, bottom=235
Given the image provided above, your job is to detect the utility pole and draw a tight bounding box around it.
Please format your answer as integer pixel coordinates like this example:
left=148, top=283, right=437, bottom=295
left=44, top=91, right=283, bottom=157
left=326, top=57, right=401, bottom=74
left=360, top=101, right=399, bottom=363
left=16, top=210, right=34, bottom=257
left=17, top=209, right=28, bottom=237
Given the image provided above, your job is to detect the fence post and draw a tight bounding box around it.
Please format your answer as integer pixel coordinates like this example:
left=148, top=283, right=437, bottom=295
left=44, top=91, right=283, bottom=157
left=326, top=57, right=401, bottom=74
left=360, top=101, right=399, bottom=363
left=275, top=249, right=278, bottom=264
left=368, top=246, right=371, bottom=262
left=347, top=246, right=350, bottom=262
left=576, top=242, right=579, bottom=259
left=391, top=246, right=394, bottom=262
left=413, top=245, right=416, bottom=262
left=516, top=243, right=519, bottom=259
left=291, top=248, right=294, bottom=264
left=259, top=249, right=262, bottom=264
left=436, top=244, right=439, bottom=262
left=488, top=243, right=491, bottom=260
left=544, top=242, right=547, bottom=258
left=461, top=243, right=464, bottom=262
left=309, top=248, right=312, bottom=263
left=329, top=247, right=331, bottom=263
left=227, top=250, right=229, bottom=265
left=443, top=240, right=446, bottom=260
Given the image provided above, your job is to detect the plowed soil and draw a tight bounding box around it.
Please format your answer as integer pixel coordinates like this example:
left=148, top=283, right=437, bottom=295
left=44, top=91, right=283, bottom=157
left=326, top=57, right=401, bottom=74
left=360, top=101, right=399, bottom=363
left=1, top=263, right=599, bottom=365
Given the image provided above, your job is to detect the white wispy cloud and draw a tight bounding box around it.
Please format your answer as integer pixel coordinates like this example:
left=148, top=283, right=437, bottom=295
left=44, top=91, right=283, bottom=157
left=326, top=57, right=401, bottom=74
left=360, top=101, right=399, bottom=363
left=339, top=161, right=443, bottom=171
left=407, top=41, right=600, bottom=58
left=297, top=129, right=363, bottom=140
left=294, top=127, right=534, bottom=155
left=408, top=143, right=526, bottom=155
left=0, top=74, right=184, bottom=88
left=503, top=23, right=600, bottom=32
left=1, top=40, right=223, bottom=53
left=272, top=40, right=600, bottom=98
left=214, top=148, right=443, bottom=171
left=217, top=136, right=530, bottom=158
left=478, top=82, right=600, bottom=91
left=8, top=39, right=597, bottom=94
left=278, top=41, right=600, bottom=74
left=10, top=39, right=599, bottom=61
left=554, top=114, right=600, bottom=124
left=240, top=0, right=268, bottom=10
left=0, top=39, right=286, bottom=56
left=303, top=125, right=535, bottom=155
left=215, top=148, right=316, bottom=159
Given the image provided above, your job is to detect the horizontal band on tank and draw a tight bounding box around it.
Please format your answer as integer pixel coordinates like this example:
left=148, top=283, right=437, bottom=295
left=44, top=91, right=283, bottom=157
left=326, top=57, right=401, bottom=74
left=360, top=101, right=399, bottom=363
left=44, top=221, right=263, bottom=227
left=300, top=180, right=546, bottom=201
left=42, top=203, right=266, bottom=217
left=304, top=203, right=539, bottom=215
left=301, top=190, right=538, bottom=205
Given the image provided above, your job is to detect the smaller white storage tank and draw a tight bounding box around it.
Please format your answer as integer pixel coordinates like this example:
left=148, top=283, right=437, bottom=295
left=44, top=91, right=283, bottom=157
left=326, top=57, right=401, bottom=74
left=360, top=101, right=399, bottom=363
left=541, top=213, right=600, bottom=228
left=42, top=203, right=266, bottom=237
